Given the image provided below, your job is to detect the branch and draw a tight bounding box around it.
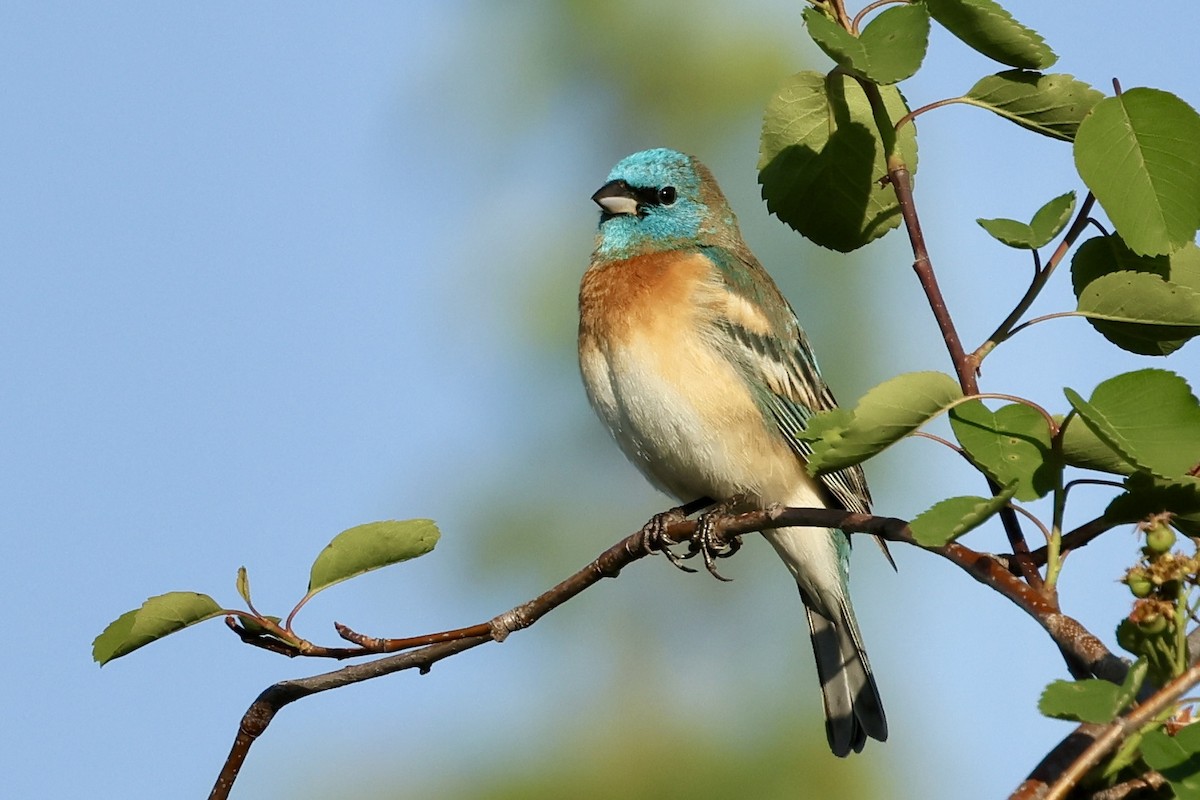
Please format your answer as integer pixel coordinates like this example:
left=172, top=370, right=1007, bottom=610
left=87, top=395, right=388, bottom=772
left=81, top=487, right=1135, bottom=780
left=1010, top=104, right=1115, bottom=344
left=1023, top=516, right=1118, bottom=569
left=1086, top=772, right=1166, bottom=800
left=208, top=635, right=488, bottom=800
left=209, top=505, right=1121, bottom=799
left=970, top=193, right=1097, bottom=369
left=1010, top=659, right=1200, bottom=800
left=853, top=78, right=1040, bottom=587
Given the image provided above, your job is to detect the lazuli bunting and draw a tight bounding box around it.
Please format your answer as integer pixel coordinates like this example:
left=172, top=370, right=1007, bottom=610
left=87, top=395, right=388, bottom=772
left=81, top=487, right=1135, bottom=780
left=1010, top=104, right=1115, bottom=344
left=577, top=148, right=887, bottom=756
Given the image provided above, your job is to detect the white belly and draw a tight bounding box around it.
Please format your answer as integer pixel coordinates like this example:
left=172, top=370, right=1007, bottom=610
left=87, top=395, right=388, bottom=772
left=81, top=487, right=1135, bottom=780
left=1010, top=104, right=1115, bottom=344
left=579, top=332, right=812, bottom=507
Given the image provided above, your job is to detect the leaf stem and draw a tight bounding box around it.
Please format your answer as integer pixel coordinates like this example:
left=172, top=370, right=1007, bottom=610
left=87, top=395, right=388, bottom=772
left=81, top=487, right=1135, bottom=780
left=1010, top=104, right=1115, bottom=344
left=1009, top=503, right=1052, bottom=544
left=1045, top=430, right=1068, bottom=591
left=970, top=392, right=1060, bottom=435
left=1002, top=311, right=1084, bottom=341
left=893, top=96, right=968, bottom=133
left=971, top=193, right=1096, bottom=368
left=850, top=0, right=906, bottom=34
left=911, top=429, right=966, bottom=455
left=284, top=592, right=315, bottom=634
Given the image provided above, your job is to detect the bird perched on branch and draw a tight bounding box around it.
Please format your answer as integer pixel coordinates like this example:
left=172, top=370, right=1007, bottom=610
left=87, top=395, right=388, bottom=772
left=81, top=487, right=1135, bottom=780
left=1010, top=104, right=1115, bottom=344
left=577, top=148, right=887, bottom=756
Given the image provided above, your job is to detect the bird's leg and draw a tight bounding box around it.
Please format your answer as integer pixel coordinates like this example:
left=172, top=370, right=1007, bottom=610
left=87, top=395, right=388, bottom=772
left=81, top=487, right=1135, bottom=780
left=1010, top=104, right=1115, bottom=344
left=639, top=497, right=713, bottom=573
left=687, top=495, right=747, bottom=582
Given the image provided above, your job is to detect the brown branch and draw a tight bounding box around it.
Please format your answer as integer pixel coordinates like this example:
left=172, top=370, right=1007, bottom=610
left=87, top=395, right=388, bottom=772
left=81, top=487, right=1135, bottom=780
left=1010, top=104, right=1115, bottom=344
left=210, top=515, right=675, bottom=799
left=209, top=505, right=1121, bottom=799
left=225, top=616, right=370, bottom=659
left=853, top=78, right=1040, bottom=588
left=1086, top=771, right=1166, bottom=800
left=1024, top=516, right=1118, bottom=568
left=1010, top=660, right=1200, bottom=800
left=208, top=635, right=488, bottom=800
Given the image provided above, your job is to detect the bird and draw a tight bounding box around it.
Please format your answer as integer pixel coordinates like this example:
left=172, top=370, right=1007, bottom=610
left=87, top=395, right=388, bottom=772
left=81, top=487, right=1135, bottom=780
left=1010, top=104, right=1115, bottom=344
left=577, top=148, right=887, bottom=756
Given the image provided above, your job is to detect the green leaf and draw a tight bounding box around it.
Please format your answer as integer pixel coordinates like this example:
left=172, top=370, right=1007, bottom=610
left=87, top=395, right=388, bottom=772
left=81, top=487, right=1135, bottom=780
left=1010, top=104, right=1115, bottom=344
left=1142, top=724, right=1200, bottom=800
left=1077, top=272, right=1200, bottom=355
left=949, top=401, right=1056, bottom=500
left=909, top=482, right=1018, bottom=546
left=975, top=217, right=1035, bottom=249
left=977, top=191, right=1076, bottom=249
left=759, top=70, right=918, bottom=252
left=1028, top=191, right=1077, bottom=245
left=1106, top=473, right=1200, bottom=536
left=857, top=4, right=931, bottom=84
left=1064, top=370, right=1200, bottom=479
left=308, top=519, right=440, bottom=595
left=1038, top=680, right=1123, bottom=724
left=1072, top=237, right=1200, bottom=296
left=1071, top=236, right=1200, bottom=355
left=801, top=371, right=962, bottom=473
left=925, top=0, right=1056, bottom=69
left=1037, top=659, right=1147, bottom=723
left=802, top=9, right=866, bottom=76
left=235, top=566, right=251, bottom=606
left=964, top=71, right=1102, bottom=141
left=93, top=591, right=224, bottom=665
left=1116, top=657, right=1150, bottom=713
left=239, top=615, right=284, bottom=638
left=1059, top=414, right=1136, bottom=476
left=1074, top=89, right=1200, bottom=256
left=805, top=5, right=931, bottom=86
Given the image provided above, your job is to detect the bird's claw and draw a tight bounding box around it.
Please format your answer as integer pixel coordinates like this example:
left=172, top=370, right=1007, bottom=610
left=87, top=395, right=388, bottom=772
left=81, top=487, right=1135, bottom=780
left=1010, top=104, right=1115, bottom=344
left=638, top=497, right=742, bottom=580
left=639, top=506, right=698, bottom=573
left=689, top=512, right=740, bottom=582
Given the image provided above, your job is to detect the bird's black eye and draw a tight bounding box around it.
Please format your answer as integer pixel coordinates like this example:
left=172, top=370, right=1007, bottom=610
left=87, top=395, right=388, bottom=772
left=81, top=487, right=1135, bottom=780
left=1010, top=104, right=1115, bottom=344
left=658, top=186, right=677, bottom=205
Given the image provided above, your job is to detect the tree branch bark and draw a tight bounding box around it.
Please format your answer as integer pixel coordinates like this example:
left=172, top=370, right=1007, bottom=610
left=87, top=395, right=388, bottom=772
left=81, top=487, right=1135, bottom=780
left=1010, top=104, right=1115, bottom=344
left=209, top=504, right=1122, bottom=799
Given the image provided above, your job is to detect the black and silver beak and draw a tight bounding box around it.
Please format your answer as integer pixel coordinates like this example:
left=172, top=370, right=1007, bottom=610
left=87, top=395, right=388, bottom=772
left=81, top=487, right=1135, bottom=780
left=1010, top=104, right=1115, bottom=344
left=591, top=179, right=640, bottom=217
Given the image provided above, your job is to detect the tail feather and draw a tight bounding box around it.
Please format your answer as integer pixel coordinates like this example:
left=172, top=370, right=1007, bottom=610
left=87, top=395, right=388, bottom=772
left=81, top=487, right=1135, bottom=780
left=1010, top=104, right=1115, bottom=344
left=805, top=602, right=887, bottom=756
left=761, top=524, right=886, bottom=755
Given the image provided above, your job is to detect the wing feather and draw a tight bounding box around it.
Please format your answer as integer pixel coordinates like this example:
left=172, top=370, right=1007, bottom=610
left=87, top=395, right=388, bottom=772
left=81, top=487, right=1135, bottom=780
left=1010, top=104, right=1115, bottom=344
left=699, top=246, right=872, bottom=515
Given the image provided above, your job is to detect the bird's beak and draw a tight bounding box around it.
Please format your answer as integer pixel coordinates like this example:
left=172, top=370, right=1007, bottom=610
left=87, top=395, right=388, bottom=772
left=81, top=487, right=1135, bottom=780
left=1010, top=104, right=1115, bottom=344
left=591, top=179, right=639, bottom=216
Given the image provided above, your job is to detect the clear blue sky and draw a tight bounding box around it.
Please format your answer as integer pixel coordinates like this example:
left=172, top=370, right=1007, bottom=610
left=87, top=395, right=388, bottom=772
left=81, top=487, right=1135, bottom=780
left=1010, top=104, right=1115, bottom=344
left=4, top=3, right=1198, bottom=798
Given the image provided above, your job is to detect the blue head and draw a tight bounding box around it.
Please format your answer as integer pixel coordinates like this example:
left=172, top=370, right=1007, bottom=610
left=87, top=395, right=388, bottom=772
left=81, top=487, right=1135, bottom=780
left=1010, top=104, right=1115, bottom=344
left=591, top=148, right=741, bottom=259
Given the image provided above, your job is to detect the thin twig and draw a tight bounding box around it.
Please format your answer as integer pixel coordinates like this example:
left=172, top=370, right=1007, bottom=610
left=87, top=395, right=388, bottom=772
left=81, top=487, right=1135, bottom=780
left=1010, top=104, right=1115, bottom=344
left=1012, top=659, right=1200, bottom=800
left=1017, top=516, right=1116, bottom=570
left=971, top=193, right=1097, bottom=368
left=1086, top=772, right=1166, bottom=800
left=208, top=636, right=488, bottom=800
left=209, top=504, right=1123, bottom=799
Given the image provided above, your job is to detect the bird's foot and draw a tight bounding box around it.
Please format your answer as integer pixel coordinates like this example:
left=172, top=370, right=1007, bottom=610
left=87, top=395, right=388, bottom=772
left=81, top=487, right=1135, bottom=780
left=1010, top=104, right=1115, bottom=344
left=639, top=504, right=698, bottom=573
left=638, top=497, right=716, bottom=573
left=685, top=497, right=746, bottom=582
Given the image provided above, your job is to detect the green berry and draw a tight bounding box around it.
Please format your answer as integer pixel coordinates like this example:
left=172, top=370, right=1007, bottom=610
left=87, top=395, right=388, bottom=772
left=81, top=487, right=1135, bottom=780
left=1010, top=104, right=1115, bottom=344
left=1116, top=619, right=1143, bottom=653
left=1125, top=572, right=1154, bottom=598
left=1145, top=522, right=1176, bottom=555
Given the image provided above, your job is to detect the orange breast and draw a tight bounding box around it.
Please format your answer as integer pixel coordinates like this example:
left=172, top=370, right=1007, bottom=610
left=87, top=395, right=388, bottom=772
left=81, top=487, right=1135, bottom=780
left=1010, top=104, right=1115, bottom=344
left=579, top=250, right=715, bottom=346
